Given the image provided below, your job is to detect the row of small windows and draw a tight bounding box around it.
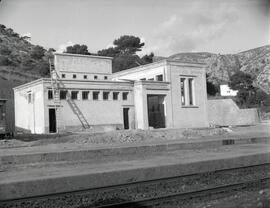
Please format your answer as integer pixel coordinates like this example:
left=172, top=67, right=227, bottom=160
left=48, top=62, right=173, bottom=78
left=180, top=77, right=195, bottom=106
left=140, top=74, right=163, bottom=82
left=48, top=90, right=129, bottom=101
left=61, top=74, right=108, bottom=80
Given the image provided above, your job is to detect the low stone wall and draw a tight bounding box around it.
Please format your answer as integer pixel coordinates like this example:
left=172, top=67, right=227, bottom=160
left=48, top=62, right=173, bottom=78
left=207, top=99, right=259, bottom=126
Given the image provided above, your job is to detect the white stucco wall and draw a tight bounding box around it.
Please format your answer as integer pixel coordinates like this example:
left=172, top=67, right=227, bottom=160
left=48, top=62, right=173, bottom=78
left=167, top=62, right=209, bottom=128
left=54, top=53, right=113, bottom=79
left=14, top=81, right=45, bottom=133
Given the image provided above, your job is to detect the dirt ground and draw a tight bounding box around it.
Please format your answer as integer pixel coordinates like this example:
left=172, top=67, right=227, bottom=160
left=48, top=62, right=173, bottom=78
left=0, top=123, right=269, bottom=149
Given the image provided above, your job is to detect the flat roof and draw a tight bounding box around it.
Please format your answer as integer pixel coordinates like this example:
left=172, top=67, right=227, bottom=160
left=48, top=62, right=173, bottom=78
left=54, top=53, right=113, bottom=60
left=112, top=59, right=206, bottom=77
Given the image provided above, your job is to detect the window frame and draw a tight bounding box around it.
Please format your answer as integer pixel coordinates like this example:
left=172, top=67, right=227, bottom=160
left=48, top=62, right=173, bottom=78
left=113, top=92, right=119, bottom=100
left=103, top=91, right=109, bottom=100
left=122, top=92, right=128, bottom=100
left=73, top=74, right=77, bottom=79
left=60, top=90, right=67, bottom=100
left=71, top=91, right=79, bottom=100
left=82, top=91, right=89, bottom=100
left=180, top=76, right=196, bottom=107
left=93, top=91, right=99, bottom=100
left=48, top=90, right=53, bottom=100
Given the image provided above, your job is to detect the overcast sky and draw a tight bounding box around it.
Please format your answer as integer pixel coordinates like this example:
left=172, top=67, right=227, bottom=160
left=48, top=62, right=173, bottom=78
left=0, top=0, right=269, bottom=56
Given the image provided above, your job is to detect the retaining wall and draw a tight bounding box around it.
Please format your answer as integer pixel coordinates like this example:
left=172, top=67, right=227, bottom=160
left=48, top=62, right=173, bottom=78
left=207, top=99, right=259, bottom=126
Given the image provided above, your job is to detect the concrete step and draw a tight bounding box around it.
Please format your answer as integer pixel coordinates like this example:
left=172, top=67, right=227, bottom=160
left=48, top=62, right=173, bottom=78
left=0, top=143, right=269, bottom=204
left=0, top=135, right=269, bottom=166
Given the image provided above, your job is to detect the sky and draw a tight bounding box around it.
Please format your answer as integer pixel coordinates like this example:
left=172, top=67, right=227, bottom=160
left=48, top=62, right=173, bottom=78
left=0, top=0, right=269, bottom=56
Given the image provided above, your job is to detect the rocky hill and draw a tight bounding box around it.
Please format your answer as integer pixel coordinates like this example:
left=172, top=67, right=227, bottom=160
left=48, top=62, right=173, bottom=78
left=167, top=45, right=270, bottom=94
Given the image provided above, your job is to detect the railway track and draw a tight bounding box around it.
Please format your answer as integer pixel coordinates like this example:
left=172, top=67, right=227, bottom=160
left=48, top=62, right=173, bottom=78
left=1, top=163, right=270, bottom=208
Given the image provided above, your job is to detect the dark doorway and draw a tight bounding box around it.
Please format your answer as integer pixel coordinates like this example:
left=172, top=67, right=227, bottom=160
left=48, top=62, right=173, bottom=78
left=123, top=108, right=129, bottom=129
left=49, top=108, right=57, bottom=133
left=147, top=95, right=165, bottom=128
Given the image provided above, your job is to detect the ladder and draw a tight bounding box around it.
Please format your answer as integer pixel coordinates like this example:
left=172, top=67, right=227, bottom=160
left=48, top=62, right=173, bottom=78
left=49, top=59, right=90, bottom=130
left=49, top=59, right=63, bottom=133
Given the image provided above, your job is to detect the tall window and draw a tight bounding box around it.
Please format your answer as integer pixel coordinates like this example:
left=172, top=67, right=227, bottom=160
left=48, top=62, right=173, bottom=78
left=28, top=93, right=32, bottom=103
left=103, top=92, right=109, bottom=100
left=48, top=90, right=53, bottom=100
left=180, top=78, right=185, bottom=105
left=93, top=91, right=99, bottom=100
left=82, top=91, right=89, bottom=100
left=188, top=78, right=194, bottom=105
left=122, top=92, right=128, bottom=100
left=113, top=92, right=119, bottom=100
left=71, top=91, right=78, bottom=100
left=73, top=74, right=77, bottom=79
left=180, top=77, right=195, bottom=106
left=60, top=90, right=67, bottom=100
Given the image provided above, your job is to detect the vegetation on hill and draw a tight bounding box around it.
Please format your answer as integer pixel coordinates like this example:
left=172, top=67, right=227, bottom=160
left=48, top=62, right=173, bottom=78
left=0, top=24, right=54, bottom=84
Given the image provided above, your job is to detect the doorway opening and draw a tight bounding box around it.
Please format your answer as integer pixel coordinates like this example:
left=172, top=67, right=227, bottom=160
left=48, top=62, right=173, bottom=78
left=49, top=108, right=57, bottom=133
left=147, top=95, right=165, bottom=128
left=123, top=108, right=129, bottom=129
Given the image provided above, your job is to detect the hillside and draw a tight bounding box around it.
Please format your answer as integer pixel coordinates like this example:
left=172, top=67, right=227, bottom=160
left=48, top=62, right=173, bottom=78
left=0, top=24, right=52, bottom=86
left=167, top=45, right=270, bottom=94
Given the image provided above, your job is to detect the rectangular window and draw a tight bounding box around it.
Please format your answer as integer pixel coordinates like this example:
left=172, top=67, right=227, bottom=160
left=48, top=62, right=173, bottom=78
left=48, top=90, right=53, bottom=100
left=94, top=75, right=98, bottom=80
left=156, top=74, right=163, bottom=81
left=122, top=92, right=128, bottom=100
left=180, top=78, right=186, bottom=105
left=103, top=92, right=109, bottom=100
left=93, top=91, right=99, bottom=100
left=84, top=75, right=87, bottom=79
left=71, top=91, right=78, bottom=100
left=113, top=92, right=119, bottom=100
left=104, top=76, right=108, bottom=80
left=28, top=93, right=32, bottom=103
left=148, top=78, right=154, bottom=81
left=82, top=91, right=89, bottom=100
left=60, top=90, right=67, bottom=100
left=188, top=78, right=194, bottom=105
left=73, top=74, right=77, bottom=79
left=61, top=74, right=66, bottom=78
left=140, top=78, right=146, bottom=81
left=180, top=77, right=195, bottom=106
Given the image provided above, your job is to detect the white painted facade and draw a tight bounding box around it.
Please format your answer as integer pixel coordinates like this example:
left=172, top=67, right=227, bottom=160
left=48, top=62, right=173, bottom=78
left=220, top=84, right=238, bottom=96
left=14, top=53, right=209, bottom=134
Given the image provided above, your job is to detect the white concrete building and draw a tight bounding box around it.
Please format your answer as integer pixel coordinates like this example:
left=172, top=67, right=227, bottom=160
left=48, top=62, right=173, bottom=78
left=14, top=53, right=209, bottom=134
left=220, top=84, right=238, bottom=96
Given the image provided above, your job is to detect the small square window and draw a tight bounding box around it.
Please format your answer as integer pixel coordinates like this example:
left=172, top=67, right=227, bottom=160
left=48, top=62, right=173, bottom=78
left=104, top=76, right=108, bottom=80
left=60, top=90, right=67, bottom=100
left=71, top=91, right=78, bottom=100
left=93, top=91, right=99, bottom=100
left=113, top=92, right=119, bottom=100
left=122, top=92, right=128, bottom=100
left=73, top=74, right=77, bottom=79
left=103, top=92, right=109, bottom=100
left=82, top=91, right=89, bottom=100
left=84, top=75, right=87, bottom=79
left=94, top=75, right=98, bottom=80
left=61, top=74, right=66, bottom=78
left=156, top=74, right=163, bottom=81
left=48, top=90, right=53, bottom=100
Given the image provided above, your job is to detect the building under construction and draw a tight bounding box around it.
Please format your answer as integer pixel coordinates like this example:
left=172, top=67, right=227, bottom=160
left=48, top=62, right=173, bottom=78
left=13, top=53, right=209, bottom=134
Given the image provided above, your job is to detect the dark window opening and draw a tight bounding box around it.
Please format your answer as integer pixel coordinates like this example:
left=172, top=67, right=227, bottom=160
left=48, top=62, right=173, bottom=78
left=122, top=92, right=128, bottom=100
left=71, top=91, right=78, bottom=100
left=188, top=78, right=194, bottom=105
left=60, top=90, right=67, bottom=100
left=82, top=91, right=89, bottom=100
left=140, top=78, right=146, bottom=81
left=93, top=91, right=99, bottom=100
left=180, top=78, right=186, bottom=105
left=73, top=74, right=77, bottom=79
left=48, top=90, right=53, bottom=100
left=103, top=92, right=109, bottom=100
left=113, top=92, right=119, bottom=100
left=61, top=74, right=66, bottom=78
left=156, top=74, right=163, bottom=81
left=104, top=76, right=108, bottom=80
left=94, top=75, right=98, bottom=80
left=84, top=75, right=87, bottom=79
